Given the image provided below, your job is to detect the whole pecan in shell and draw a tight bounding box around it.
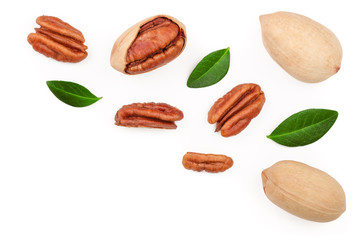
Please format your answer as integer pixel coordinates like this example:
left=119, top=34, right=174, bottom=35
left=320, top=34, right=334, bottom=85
left=27, top=16, right=88, bottom=62
left=115, top=102, right=183, bottom=129
left=182, top=152, right=233, bottom=173
left=110, top=15, right=186, bottom=74
left=208, top=83, right=265, bottom=137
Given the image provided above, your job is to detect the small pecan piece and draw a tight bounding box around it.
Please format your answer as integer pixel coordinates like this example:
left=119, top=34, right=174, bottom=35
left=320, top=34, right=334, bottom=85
left=182, top=152, right=233, bottom=173
left=27, top=16, right=87, bottom=62
left=208, top=83, right=265, bottom=137
left=115, top=102, right=183, bottom=129
left=110, top=15, right=186, bottom=74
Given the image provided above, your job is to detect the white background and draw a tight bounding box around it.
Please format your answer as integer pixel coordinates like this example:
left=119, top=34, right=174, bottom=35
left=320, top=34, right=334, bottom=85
left=0, top=0, right=359, bottom=239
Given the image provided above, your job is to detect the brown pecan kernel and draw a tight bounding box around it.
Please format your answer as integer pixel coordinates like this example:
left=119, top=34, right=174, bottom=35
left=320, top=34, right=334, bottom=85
left=115, top=102, right=183, bottom=129
left=125, top=17, right=185, bottom=74
left=208, top=83, right=265, bottom=137
left=27, top=16, right=87, bottom=62
left=110, top=15, right=186, bottom=74
left=182, top=152, right=233, bottom=173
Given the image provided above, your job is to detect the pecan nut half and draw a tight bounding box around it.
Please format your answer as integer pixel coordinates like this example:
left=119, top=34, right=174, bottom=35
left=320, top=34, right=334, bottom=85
left=110, top=15, right=186, bottom=74
left=182, top=152, right=233, bottom=173
left=27, top=16, right=88, bottom=62
left=115, top=102, right=183, bottom=129
left=208, top=83, right=265, bottom=137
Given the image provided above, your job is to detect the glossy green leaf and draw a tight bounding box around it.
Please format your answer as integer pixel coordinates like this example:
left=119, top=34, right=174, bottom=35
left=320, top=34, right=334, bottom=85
left=267, top=109, right=338, bottom=147
left=46, top=80, right=102, bottom=107
left=187, top=47, right=230, bottom=88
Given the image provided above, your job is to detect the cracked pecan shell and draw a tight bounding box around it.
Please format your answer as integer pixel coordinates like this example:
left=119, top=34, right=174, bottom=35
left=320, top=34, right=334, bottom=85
left=110, top=15, right=186, bottom=74
left=208, top=83, right=265, bottom=137
left=115, top=102, right=183, bottom=129
left=27, top=16, right=87, bottom=62
left=182, top=152, right=233, bottom=173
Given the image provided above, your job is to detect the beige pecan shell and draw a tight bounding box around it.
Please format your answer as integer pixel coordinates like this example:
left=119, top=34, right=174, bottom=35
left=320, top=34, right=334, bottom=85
left=260, top=11, right=342, bottom=83
left=262, top=160, right=346, bottom=222
left=110, top=15, right=186, bottom=74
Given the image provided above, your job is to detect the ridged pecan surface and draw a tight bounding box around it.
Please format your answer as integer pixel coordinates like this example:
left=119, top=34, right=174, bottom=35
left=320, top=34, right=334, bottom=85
left=27, top=16, right=87, bottom=62
left=125, top=17, right=186, bottom=74
left=182, top=152, right=233, bottom=173
left=115, top=102, right=183, bottom=129
left=208, top=83, right=265, bottom=137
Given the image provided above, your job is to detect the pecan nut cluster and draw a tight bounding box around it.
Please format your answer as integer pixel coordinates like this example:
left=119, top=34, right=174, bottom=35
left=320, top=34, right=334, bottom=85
left=27, top=15, right=267, bottom=174
left=115, top=102, right=184, bottom=129
left=182, top=152, right=233, bottom=173
left=111, top=15, right=186, bottom=74
left=27, top=16, right=88, bottom=62
left=208, top=83, right=265, bottom=137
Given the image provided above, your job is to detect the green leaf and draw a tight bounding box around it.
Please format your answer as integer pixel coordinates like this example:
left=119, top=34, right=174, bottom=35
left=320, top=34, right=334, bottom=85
left=46, top=80, right=102, bottom=107
left=187, top=47, right=230, bottom=88
left=267, top=109, right=338, bottom=147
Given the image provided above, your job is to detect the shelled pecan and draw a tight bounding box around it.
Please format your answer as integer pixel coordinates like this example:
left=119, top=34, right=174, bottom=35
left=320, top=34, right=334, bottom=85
left=27, top=16, right=87, bottom=62
left=208, top=83, right=265, bottom=137
left=182, top=152, right=233, bottom=173
left=115, top=102, right=183, bottom=129
left=111, top=15, right=186, bottom=74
